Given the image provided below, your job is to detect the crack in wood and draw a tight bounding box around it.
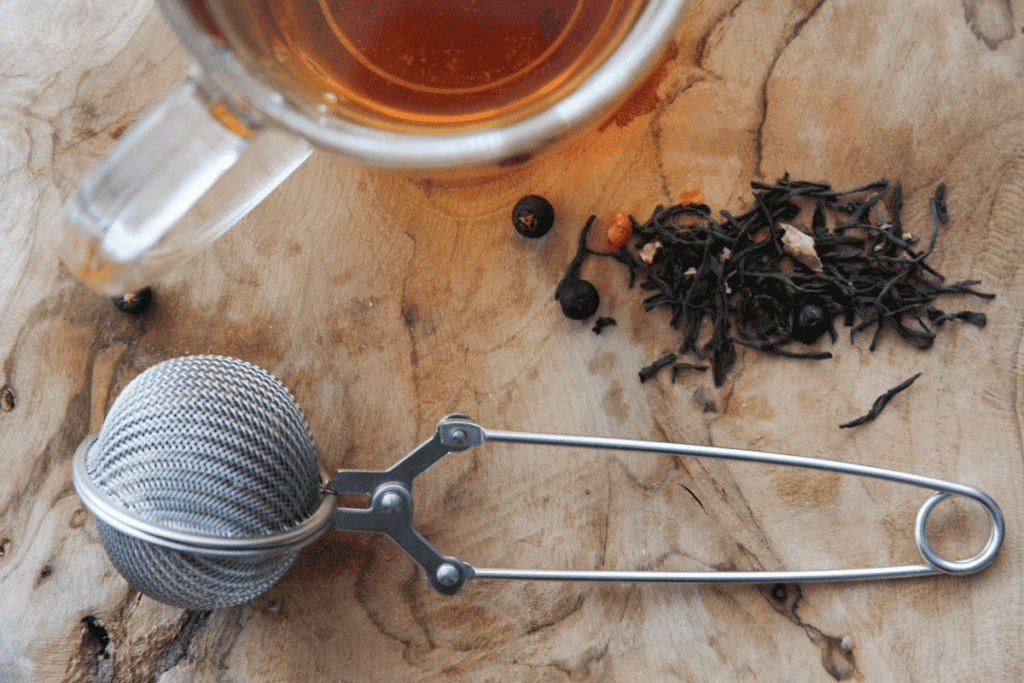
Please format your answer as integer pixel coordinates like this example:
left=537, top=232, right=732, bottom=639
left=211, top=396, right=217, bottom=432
left=550, top=642, right=610, bottom=680
left=650, top=544, right=712, bottom=573
left=753, top=0, right=830, bottom=179
left=353, top=559, right=441, bottom=667
left=680, top=483, right=708, bottom=513
left=524, top=592, right=587, bottom=635
left=148, top=607, right=247, bottom=682
left=1, top=353, right=14, bottom=412
left=599, top=460, right=612, bottom=570
left=694, top=0, right=748, bottom=70
left=702, top=466, right=783, bottom=567
left=146, top=610, right=212, bottom=681
left=617, top=452, right=680, bottom=494
left=66, top=594, right=127, bottom=682
left=510, top=637, right=612, bottom=682
left=73, top=615, right=114, bottom=682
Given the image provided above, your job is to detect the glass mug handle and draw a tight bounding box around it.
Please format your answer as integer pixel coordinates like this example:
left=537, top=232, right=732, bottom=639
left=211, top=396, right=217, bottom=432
left=59, top=67, right=312, bottom=296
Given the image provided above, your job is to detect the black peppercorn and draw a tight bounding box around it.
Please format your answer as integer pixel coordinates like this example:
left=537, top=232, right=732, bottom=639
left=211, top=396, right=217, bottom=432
left=555, top=216, right=600, bottom=320
left=512, top=195, right=555, bottom=238
left=112, top=287, right=153, bottom=314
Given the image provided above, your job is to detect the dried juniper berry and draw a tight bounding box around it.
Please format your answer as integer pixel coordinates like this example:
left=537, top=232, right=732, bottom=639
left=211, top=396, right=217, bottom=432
left=112, top=287, right=152, bottom=314
left=512, top=195, right=555, bottom=238
left=555, top=216, right=600, bottom=320
left=790, top=300, right=831, bottom=345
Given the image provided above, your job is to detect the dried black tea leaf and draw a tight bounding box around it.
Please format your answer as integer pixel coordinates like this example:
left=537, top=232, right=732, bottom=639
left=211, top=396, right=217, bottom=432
left=592, top=317, right=617, bottom=334
left=671, top=362, right=709, bottom=382
left=639, top=353, right=676, bottom=383
left=839, top=373, right=922, bottom=429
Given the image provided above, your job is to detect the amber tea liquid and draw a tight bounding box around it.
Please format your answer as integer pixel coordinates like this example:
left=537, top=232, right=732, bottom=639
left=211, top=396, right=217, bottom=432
left=198, top=0, right=640, bottom=127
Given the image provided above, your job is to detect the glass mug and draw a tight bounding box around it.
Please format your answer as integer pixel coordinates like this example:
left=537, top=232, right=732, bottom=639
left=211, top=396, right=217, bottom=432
left=61, top=0, right=689, bottom=295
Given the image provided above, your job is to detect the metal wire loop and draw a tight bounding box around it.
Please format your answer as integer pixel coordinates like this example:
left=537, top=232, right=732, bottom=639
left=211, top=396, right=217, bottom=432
left=914, top=491, right=1003, bottom=575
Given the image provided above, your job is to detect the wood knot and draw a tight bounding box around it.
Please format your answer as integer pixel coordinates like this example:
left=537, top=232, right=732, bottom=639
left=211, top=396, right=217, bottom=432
left=1, top=385, right=14, bottom=411
left=81, top=616, right=111, bottom=660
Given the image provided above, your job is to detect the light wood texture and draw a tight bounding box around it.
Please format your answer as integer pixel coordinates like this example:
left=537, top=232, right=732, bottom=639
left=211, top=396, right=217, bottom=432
left=2, top=0, right=1024, bottom=680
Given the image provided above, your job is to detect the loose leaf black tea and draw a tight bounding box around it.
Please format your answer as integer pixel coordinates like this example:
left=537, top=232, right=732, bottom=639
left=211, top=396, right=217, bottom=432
left=670, top=362, right=709, bottom=382
left=592, top=317, right=617, bottom=334
left=926, top=307, right=987, bottom=327
left=593, top=177, right=992, bottom=386
left=639, top=353, right=676, bottom=383
left=839, top=373, right=922, bottom=428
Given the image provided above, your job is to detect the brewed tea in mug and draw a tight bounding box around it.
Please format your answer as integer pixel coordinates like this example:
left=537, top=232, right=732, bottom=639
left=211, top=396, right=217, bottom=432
left=63, top=0, right=684, bottom=295
left=191, top=0, right=641, bottom=127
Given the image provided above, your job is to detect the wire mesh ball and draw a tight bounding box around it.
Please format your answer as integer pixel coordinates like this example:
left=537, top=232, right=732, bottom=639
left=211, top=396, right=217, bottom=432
left=83, top=355, right=324, bottom=610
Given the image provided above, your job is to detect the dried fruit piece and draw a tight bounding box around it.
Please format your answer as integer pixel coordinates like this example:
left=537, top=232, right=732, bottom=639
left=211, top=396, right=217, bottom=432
left=678, top=187, right=704, bottom=205
left=779, top=223, right=823, bottom=273
left=606, top=212, right=632, bottom=248
left=638, top=241, right=662, bottom=264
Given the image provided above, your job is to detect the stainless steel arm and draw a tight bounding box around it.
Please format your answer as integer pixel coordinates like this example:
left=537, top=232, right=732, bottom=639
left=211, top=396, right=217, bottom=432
left=327, top=416, right=1004, bottom=595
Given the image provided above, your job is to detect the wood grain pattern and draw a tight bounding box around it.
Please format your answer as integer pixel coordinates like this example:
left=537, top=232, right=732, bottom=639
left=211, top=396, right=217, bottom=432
left=2, top=0, right=1024, bottom=681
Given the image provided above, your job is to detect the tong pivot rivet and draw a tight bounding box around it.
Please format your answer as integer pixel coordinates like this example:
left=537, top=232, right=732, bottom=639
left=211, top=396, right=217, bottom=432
left=380, top=492, right=403, bottom=514
left=436, top=563, right=460, bottom=587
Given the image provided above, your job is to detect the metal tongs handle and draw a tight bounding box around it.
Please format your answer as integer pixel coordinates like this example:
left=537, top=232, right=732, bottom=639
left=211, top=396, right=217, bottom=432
left=327, top=415, right=1004, bottom=595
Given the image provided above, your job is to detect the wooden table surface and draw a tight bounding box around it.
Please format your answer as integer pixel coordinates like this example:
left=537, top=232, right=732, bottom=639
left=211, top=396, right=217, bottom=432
left=2, top=0, right=1024, bottom=681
